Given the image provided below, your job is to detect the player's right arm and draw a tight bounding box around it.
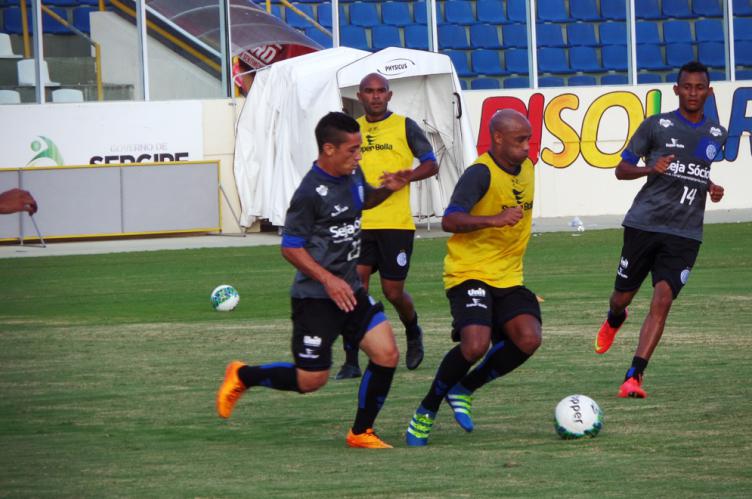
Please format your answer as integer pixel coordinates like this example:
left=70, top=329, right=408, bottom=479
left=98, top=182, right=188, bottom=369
left=441, top=164, right=523, bottom=233
left=615, top=154, right=674, bottom=180
left=615, top=116, right=673, bottom=180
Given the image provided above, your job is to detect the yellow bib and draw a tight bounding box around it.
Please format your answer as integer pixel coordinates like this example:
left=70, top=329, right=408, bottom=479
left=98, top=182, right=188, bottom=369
left=443, top=154, right=535, bottom=290
left=357, top=113, right=416, bottom=230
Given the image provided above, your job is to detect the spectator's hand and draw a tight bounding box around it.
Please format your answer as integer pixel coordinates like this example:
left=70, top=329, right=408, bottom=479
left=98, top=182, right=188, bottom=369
left=0, top=188, right=37, bottom=214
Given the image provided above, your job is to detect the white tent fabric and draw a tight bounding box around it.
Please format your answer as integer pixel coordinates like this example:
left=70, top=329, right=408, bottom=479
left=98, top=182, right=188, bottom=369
left=234, top=47, right=477, bottom=228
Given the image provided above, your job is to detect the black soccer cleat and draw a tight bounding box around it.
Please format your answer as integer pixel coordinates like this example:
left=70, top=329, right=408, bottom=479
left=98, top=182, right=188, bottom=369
left=334, top=363, right=362, bottom=380
left=405, top=326, right=424, bottom=370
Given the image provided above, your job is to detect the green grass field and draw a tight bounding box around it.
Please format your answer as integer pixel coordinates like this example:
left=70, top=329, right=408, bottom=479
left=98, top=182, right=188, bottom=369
left=1, top=224, right=751, bottom=497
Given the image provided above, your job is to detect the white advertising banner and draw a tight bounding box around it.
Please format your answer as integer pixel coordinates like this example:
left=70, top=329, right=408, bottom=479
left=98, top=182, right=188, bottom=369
left=462, top=81, right=752, bottom=218
left=0, top=101, right=203, bottom=168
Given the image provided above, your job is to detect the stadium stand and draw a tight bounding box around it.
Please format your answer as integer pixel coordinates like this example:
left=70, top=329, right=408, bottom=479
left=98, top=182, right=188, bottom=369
left=537, top=0, right=571, bottom=23
left=372, top=25, right=401, bottom=50
left=504, top=76, right=530, bottom=88
left=662, top=0, right=694, bottom=19
left=636, top=0, right=662, bottom=20
left=599, top=22, right=626, bottom=45
left=404, top=24, right=429, bottom=50
left=502, top=24, right=528, bottom=48
left=444, top=1, right=475, bottom=25
left=636, top=21, right=662, bottom=45
left=570, top=46, right=602, bottom=72
left=537, top=23, right=566, bottom=47
left=663, top=20, right=693, bottom=45
left=699, top=42, right=725, bottom=69
left=507, top=0, right=527, bottom=24
left=637, top=44, right=669, bottom=70
left=734, top=0, right=752, bottom=16
left=538, top=47, right=572, bottom=73
left=438, top=24, right=470, bottom=49
left=735, top=18, right=752, bottom=41
left=504, top=48, right=529, bottom=74
left=569, top=74, right=598, bottom=85
left=349, top=3, right=379, bottom=28
left=471, top=48, right=505, bottom=75
left=566, top=23, right=598, bottom=46
left=444, top=49, right=473, bottom=77
left=601, top=0, right=626, bottom=20
left=539, top=76, right=566, bottom=86
left=340, top=25, right=369, bottom=51
left=693, top=0, right=723, bottom=17
left=382, top=2, right=411, bottom=27
left=570, top=0, right=602, bottom=22
left=601, top=73, right=628, bottom=84
left=471, top=77, right=501, bottom=89
left=602, top=45, right=628, bottom=71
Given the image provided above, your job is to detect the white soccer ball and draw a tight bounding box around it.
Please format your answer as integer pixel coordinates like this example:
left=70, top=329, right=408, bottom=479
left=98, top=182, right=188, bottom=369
left=210, top=284, right=239, bottom=312
left=554, top=394, right=603, bottom=439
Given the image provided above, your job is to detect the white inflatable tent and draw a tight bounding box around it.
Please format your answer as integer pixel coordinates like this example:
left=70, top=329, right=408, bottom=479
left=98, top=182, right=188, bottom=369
left=233, top=47, right=477, bottom=228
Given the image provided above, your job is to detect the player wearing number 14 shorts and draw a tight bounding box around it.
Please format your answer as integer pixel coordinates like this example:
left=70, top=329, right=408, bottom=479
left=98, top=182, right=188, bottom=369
left=593, top=61, right=728, bottom=398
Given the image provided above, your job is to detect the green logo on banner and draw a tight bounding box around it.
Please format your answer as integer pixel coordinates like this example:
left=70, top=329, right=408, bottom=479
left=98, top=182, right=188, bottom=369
left=27, top=136, right=64, bottom=166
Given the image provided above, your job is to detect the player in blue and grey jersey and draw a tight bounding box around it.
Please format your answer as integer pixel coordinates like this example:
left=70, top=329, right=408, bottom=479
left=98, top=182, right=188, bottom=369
left=216, top=112, right=411, bottom=448
left=594, top=61, right=727, bottom=399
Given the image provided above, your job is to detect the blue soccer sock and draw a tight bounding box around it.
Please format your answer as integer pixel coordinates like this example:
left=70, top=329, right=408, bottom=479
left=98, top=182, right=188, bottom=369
left=459, top=340, right=530, bottom=393
left=352, top=361, right=396, bottom=434
left=420, top=345, right=474, bottom=413
left=238, top=363, right=299, bottom=392
left=624, top=356, right=648, bottom=381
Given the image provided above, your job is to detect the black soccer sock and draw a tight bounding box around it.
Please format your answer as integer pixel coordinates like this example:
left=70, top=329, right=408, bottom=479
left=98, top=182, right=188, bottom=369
left=459, top=340, right=531, bottom=393
left=625, top=356, right=649, bottom=381
left=343, top=341, right=360, bottom=367
left=607, top=309, right=627, bottom=328
left=420, top=345, right=474, bottom=413
left=352, top=361, right=396, bottom=434
left=238, top=363, right=300, bottom=392
left=402, top=313, right=421, bottom=340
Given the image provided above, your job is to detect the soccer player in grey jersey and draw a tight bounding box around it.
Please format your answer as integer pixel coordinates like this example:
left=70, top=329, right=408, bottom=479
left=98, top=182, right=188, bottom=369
left=216, top=112, right=410, bottom=448
left=594, top=61, right=727, bottom=398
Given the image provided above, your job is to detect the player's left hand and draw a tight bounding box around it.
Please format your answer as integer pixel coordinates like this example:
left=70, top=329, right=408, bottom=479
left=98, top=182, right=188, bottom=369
left=379, top=170, right=411, bottom=191
left=709, top=182, right=724, bottom=203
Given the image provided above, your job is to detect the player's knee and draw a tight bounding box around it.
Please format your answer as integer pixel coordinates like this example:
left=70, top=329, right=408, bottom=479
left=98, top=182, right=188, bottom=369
left=382, top=286, right=405, bottom=305
left=370, top=344, right=399, bottom=368
left=516, top=330, right=542, bottom=355
left=297, top=371, right=329, bottom=393
left=461, top=338, right=490, bottom=362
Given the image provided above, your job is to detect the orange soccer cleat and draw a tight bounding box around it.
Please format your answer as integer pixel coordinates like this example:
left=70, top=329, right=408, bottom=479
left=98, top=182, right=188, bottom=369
left=594, top=309, right=628, bottom=354
left=346, top=428, right=393, bottom=449
left=618, top=376, right=647, bottom=398
left=216, top=361, right=247, bottom=418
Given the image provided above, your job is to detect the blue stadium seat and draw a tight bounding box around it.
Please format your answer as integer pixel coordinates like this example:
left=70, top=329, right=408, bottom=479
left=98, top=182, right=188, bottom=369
left=710, top=70, right=726, bottom=81
left=693, top=0, right=723, bottom=17
left=502, top=24, right=528, bottom=48
left=637, top=73, right=663, bottom=83
left=414, top=1, right=427, bottom=25
left=568, top=74, right=598, bottom=85
left=371, top=25, right=401, bottom=50
left=45, top=0, right=78, bottom=5
left=470, top=24, right=502, bottom=49
left=736, top=42, right=752, bottom=66
left=43, top=7, right=70, bottom=34
left=696, top=19, right=724, bottom=43
left=286, top=4, right=315, bottom=29
left=599, top=22, right=626, bottom=45
left=662, top=0, right=693, bottom=18
left=317, top=4, right=344, bottom=29
left=602, top=73, right=628, bottom=84
left=635, top=0, right=661, bottom=20
left=602, top=45, right=628, bottom=71
left=304, top=27, right=333, bottom=48
left=472, top=49, right=505, bottom=75
left=538, top=47, right=572, bottom=73
left=601, top=0, right=626, bottom=20
left=504, top=76, right=530, bottom=88
left=72, top=6, right=94, bottom=34
left=471, top=77, right=501, bottom=89
left=666, top=43, right=695, bottom=67
left=566, top=23, right=598, bottom=46
left=382, top=2, right=411, bottom=27
left=539, top=76, right=565, bottom=86
left=340, top=25, right=370, bottom=50
left=404, top=24, right=429, bottom=50
left=637, top=45, right=669, bottom=70
left=438, top=24, right=470, bottom=49
left=3, top=7, right=29, bottom=34
left=349, top=3, right=380, bottom=28
left=734, top=18, right=752, bottom=41
left=570, top=46, right=602, bottom=72
left=537, top=0, right=571, bottom=22
left=444, top=49, right=474, bottom=77
left=736, top=70, right=752, bottom=80
left=459, top=79, right=469, bottom=90
left=569, top=0, right=601, bottom=21
left=537, top=23, right=565, bottom=47
left=444, top=1, right=475, bottom=25
left=507, top=0, right=527, bottom=23
left=663, top=20, right=693, bottom=45
left=733, top=0, right=752, bottom=16
left=636, top=22, right=661, bottom=45
left=476, top=0, right=506, bottom=24
left=699, top=42, right=725, bottom=68
left=505, top=48, right=529, bottom=74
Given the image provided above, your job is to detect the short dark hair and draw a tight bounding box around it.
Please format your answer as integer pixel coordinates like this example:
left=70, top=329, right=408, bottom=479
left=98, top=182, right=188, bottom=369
left=315, top=112, right=360, bottom=152
left=677, top=61, right=710, bottom=84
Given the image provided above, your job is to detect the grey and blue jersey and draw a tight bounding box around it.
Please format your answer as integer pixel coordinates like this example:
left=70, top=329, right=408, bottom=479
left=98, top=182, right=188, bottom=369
left=282, top=163, right=373, bottom=299
left=621, top=110, right=727, bottom=242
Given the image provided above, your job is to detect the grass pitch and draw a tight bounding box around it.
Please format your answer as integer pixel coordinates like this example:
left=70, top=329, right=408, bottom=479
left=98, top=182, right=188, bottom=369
left=1, top=224, right=751, bottom=497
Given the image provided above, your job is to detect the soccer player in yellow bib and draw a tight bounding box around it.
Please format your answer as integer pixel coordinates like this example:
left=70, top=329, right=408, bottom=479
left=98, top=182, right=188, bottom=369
left=406, top=109, right=543, bottom=446
left=335, top=73, right=438, bottom=379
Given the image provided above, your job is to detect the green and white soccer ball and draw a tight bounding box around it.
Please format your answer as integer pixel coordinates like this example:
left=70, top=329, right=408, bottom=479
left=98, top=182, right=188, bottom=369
left=210, top=284, right=239, bottom=312
left=554, top=394, right=603, bottom=439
